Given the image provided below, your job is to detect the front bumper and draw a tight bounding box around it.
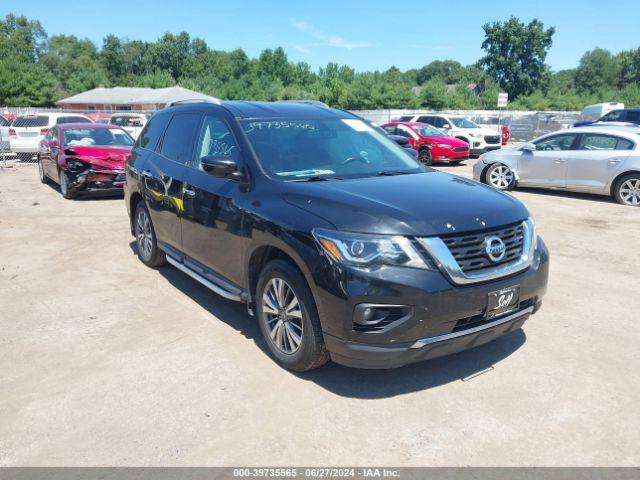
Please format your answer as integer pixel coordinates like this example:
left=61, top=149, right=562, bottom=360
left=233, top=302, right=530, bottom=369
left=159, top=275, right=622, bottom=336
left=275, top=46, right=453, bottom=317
left=325, top=304, right=536, bottom=369
left=66, top=168, right=126, bottom=192
left=313, top=237, right=549, bottom=369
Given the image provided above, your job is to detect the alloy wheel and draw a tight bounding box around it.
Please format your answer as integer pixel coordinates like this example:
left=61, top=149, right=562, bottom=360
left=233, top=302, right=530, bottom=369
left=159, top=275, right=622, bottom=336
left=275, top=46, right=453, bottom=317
left=488, top=165, right=514, bottom=189
left=619, top=178, right=640, bottom=206
left=135, top=209, right=154, bottom=261
left=261, top=278, right=304, bottom=355
left=59, top=170, right=68, bottom=195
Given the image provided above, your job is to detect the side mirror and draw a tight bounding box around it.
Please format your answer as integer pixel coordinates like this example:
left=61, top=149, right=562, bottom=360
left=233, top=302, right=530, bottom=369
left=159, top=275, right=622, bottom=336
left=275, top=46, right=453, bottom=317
left=200, top=156, right=242, bottom=180
left=49, top=140, right=58, bottom=150
left=521, top=143, right=536, bottom=152
left=442, top=124, right=451, bottom=129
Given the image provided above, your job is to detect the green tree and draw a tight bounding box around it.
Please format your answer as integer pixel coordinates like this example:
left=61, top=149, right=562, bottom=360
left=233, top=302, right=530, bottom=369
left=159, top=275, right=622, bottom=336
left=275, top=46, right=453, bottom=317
left=574, top=48, right=620, bottom=92
left=479, top=17, right=555, bottom=98
left=0, top=57, right=57, bottom=105
left=0, top=13, right=47, bottom=63
left=419, top=79, right=448, bottom=109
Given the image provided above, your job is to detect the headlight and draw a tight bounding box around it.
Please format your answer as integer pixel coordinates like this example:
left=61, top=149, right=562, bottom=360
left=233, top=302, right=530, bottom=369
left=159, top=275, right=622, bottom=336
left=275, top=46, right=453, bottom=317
left=435, top=143, right=452, bottom=149
left=313, top=229, right=432, bottom=270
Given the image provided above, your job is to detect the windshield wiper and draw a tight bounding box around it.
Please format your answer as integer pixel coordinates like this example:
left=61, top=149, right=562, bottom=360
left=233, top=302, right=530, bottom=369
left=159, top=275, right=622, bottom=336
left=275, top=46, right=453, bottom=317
left=290, top=176, right=342, bottom=182
left=376, top=170, right=410, bottom=176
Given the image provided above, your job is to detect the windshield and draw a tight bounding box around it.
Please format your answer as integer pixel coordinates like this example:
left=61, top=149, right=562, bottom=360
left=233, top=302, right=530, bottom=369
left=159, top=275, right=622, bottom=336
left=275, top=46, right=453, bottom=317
left=63, top=127, right=134, bottom=147
left=413, top=124, right=445, bottom=137
left=450, top=117, right=479, bottom=128
left=111, top=115, right=145, bottom=127
left=242, top=118, right=422, bottom=180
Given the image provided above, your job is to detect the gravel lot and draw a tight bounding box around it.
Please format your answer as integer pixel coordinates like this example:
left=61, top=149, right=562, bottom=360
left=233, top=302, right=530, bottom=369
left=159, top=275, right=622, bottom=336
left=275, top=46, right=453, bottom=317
left=1, top=160, right=638, bottom=466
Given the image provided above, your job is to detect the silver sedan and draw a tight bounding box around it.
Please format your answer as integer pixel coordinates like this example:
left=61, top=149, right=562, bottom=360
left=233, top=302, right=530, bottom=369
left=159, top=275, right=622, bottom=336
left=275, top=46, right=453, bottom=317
left=473, top=126, right=640, bottom=206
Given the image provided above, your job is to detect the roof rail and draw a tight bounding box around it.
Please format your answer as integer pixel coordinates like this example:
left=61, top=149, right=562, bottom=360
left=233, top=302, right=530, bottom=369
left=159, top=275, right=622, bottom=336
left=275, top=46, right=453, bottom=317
left=169, top=98, right=221, bottom=107
left=277, top=100, right=330, bottom=108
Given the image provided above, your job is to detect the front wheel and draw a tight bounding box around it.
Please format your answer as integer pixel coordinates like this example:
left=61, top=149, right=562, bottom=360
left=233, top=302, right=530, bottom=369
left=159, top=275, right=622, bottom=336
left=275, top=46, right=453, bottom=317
left=59, top=169, right=77, bottom=199
left=485, top=163, right=516, bottom=191
left=256, top=259, right=329, bottom=371
left=418, top=148, right=432, bottom=166
left=38, top=157, right=49, bottom=184
left=614, top=174, right=640, bottom=206
left=133, top=202, right=167, bottom=267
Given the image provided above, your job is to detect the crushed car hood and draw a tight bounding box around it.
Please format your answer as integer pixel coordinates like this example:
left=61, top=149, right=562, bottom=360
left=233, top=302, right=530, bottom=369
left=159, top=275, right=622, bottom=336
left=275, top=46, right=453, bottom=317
left=64, top=146, right=131, bottom=170
left=283, top=170, right=529, bottom=236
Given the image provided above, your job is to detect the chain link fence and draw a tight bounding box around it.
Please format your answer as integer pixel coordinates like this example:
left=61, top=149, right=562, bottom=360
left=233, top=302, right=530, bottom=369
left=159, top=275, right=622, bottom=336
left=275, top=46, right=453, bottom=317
left=0, top=107, right=151, bottom=164
left=352, top=109, right=581, bottom=143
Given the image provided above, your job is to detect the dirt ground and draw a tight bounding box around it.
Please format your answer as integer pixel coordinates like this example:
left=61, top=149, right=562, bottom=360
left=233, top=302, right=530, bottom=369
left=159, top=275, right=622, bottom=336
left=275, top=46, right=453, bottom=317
left=0, top=160, right=638, bottom=466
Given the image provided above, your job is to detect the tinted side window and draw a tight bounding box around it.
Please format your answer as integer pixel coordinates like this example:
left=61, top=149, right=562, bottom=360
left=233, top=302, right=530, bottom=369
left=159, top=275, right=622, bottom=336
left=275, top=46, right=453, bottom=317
left=601, top=110, right=623, bottom=121
left=432, top=117, right=446, bottom=128
left=626, top=111, right=640, bottom=122
left=56, top=116, right=91, bottom=125
left=382, top=125, right=396, bottom=134
left=417, top=116, right=431, bottom=124
left=195, top=115, right=239, bottom=169
left=578, top=134, right=618, bottom=150
left=159, top=113, right=201, bottom=165
left=534, top=134, right=578, bottom=151
left=137, top=114, right=170, bottom=150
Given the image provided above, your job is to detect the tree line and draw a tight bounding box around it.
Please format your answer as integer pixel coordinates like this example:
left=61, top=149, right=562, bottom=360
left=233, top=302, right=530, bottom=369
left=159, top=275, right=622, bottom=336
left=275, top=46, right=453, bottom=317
left=1, top=13, right=639, bottom=110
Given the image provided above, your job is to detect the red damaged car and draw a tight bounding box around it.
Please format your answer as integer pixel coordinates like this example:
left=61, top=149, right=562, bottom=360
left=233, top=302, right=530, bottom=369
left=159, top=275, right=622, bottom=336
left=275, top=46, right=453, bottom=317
left=381, top=122, right=469, bottom=165
left=37, top=123, right=134, bottom=199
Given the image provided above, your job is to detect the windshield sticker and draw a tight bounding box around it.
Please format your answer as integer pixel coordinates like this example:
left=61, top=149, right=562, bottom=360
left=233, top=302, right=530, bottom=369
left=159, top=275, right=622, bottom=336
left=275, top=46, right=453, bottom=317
left=341, top=119, right=373, bottom=132
left=276, top=169, right=335, bottom=177
left=244, top=121, right=316, bottom=133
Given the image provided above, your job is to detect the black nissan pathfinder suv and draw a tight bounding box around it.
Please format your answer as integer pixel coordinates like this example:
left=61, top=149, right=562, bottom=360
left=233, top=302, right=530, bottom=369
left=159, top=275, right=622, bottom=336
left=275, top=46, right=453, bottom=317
left=124, top=100, right=549, bottom=371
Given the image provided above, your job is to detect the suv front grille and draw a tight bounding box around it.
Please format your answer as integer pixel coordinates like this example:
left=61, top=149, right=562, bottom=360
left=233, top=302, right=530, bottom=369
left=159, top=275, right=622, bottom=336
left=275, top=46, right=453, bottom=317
left=484, top=135, right=501, bottom=144
left=441, top=223, right=525, bottom=274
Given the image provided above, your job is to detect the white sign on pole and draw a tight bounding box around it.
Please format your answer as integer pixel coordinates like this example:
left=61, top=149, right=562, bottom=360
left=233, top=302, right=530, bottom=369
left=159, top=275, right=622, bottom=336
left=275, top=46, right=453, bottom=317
left=497, top=92, right=509, bottom=108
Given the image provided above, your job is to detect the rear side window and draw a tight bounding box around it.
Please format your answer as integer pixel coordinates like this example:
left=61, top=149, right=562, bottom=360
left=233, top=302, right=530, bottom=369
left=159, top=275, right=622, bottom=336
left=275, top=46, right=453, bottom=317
left=13, top=116, right=49, bottom=127
left=382, top=125, right=396, bottom=134
left=137, top=114, right=171, bottom=150
left=417, top=116, right=432, bottom=124
left=601, top=110, right=623, bottom=121
left=616, top=138, right=634, bottom=150
left=159, top=113, right=202, bottom=165
left=56, top=116, right=91, bottom=125
left=578, top=134, right=619, bottom=151
left=626, top=111, right=640, bottom=122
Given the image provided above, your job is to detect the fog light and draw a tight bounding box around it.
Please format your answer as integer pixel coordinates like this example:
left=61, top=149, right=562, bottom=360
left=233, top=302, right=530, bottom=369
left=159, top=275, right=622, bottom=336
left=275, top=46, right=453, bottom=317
left=353, top=304, right=413, bottom=332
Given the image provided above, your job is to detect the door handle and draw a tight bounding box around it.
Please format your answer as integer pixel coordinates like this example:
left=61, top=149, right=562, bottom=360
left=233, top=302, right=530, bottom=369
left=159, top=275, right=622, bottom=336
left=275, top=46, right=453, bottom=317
left=608, top=160, right=620, bottom=165
left=141, top=170, right=153, bottom=178
left=554, top=159, right=565, bottom=164
left=183, top=188, right=196, bottom=197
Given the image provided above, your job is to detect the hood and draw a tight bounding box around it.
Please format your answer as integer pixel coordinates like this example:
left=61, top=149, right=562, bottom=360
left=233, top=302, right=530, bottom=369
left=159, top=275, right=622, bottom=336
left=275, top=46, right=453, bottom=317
left=64, top=145, right=131, bottom=170
left=421, top=135, right=468, bottom=147
left=283, top=170, right=529, bottom=236
left=466, top=127, right=501, bottom=136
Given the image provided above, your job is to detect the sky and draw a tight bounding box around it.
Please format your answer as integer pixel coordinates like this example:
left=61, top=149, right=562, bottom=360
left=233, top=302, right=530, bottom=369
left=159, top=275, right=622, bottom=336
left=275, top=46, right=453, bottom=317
left=3, top=0, right=640, bottom=73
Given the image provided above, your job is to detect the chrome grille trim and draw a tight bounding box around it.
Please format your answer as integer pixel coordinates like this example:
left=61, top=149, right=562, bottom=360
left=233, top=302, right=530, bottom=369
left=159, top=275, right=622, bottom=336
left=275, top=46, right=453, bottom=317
left=417, top=218, right=536, bottom=285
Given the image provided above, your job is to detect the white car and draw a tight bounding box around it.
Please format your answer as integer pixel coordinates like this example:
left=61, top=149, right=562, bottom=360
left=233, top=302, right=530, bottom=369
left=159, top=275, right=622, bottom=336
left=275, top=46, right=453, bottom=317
left=9, top=112, right=92, bottom=159
left=473, top=126, right=640, bottom=206
left=109, top=113, right=147, bottom=139
left=403, top=114, right=502, bottom=155
left=0, top=115, right=11, bottom=152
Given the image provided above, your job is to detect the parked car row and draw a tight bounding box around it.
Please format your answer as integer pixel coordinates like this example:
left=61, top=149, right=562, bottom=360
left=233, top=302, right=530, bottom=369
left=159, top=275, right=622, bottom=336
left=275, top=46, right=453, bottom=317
left=1, top=112, right=149, bottom=161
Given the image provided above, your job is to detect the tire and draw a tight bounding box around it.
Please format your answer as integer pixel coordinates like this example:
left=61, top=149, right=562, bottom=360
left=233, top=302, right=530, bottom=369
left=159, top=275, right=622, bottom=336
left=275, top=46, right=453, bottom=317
left=58, top=169, right=77, bottom=199
left=485, top=163, right=516, bottom=191
left=38, top=157, right=49, bottom=184
left=614, top=173, right=640, bottom=206
left=133, top=202, right=167, bottom=267
left=256, top=259, right=329, bottom=371
left=418, top=147, right=433, bottom=166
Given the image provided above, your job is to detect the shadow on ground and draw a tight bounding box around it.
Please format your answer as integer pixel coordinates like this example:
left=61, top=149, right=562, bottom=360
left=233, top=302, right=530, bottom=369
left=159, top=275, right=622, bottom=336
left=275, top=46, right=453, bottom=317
left=130, top=242, right=527, bottom=399
left=517, top=186, right=617, bottom=205
left=45, top=181, right=124, bottom=201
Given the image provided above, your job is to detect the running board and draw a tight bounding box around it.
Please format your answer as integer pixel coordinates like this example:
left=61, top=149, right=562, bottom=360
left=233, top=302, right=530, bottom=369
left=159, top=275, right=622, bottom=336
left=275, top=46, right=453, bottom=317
left=166, top=255, right=242, bottom=302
